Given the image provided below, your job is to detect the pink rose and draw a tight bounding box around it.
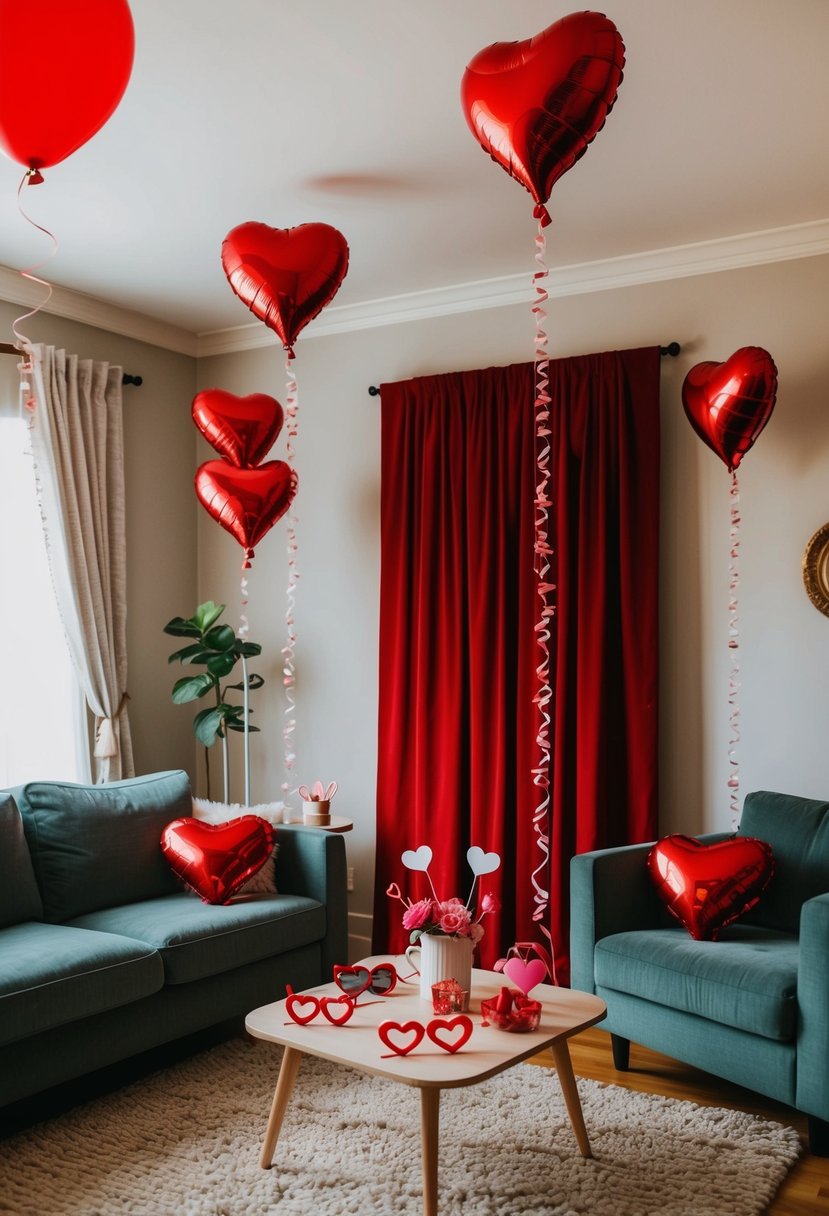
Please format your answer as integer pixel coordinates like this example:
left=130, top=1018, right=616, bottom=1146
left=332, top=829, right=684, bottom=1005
left=469, top=922, right=485, bottom=944
left=402, top=898, right=433, bottom=931
left=480, top=892, right=500, bottom=916
left=435, top=900, right=472, bottom=936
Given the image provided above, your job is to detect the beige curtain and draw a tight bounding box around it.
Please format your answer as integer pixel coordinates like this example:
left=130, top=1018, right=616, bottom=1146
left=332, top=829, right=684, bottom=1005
left=29, top=344, right=133, bottom=782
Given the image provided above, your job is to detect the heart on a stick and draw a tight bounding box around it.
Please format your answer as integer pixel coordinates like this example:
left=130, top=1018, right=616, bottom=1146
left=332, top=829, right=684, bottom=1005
left=681, top=347, right=778, bottom=472
left=195, top=459, right=297, bottom=566
left=401, top=845, right=433, bottom=872
left=192, top=389, right=284, bottom=468
left=502, top=958, right=547, bottom=996
left=378, top=1020, right=425, bottom=1056
left=466, top=846, right=500, bottom=876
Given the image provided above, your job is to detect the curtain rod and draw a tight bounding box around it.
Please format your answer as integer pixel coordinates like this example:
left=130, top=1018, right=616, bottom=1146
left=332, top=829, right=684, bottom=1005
left=0, top=342, right=142, bottom=386
left=366, top=341, right=682, bottom=396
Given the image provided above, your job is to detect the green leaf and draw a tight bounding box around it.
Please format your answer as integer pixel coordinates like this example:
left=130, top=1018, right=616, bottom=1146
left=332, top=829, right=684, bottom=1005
left=193, top=601, right=225, bottom=633
left=226, top=672, right=264, bottom=692
left=163, top=617, right=202, bottom=639
left=206, top=651, right=238, bottom=678
left=167, top=642, right=209, bottom=665
left=203, top=624, right=236, bottom=652
left=226, top=719, right=259, bottom=733
left=171, top=672, right=216, bottom=704
left=193, top=706, right=225, bottom=747
left=236, top=641, right=262, bottom=658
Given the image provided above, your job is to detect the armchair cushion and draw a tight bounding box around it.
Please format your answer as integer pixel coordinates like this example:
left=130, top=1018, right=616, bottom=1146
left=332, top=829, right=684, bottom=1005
left=740, top=791, right=829, bottom=932
left=595, top=923, right=799, bottom=1041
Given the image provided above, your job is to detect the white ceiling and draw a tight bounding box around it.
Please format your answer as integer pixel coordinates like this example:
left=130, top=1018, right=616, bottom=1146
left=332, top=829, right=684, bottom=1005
left=0, top=0, right=827, bottom=341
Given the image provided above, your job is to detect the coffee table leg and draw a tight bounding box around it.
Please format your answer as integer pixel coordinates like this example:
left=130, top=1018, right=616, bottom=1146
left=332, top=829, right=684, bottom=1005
left=419, top=1087, right=440, bottom=1216
left=260, top=1046, right=303, bottom=1169
left=550, top=1039, right=592, bottom=1158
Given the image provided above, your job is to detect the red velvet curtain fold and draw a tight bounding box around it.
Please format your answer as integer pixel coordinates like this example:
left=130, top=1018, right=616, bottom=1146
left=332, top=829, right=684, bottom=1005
left=373, top=348, right=660, bottom=983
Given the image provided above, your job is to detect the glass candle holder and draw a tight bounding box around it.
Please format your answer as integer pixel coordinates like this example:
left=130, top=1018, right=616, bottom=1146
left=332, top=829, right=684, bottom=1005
left=431, top=979, right=470, bottom=1014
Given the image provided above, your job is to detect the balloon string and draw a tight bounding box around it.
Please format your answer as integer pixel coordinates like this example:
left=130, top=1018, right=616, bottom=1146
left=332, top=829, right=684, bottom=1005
left=530, top=216, right=556, bottom=980
left=728, top=469, right=741, bottom=828
left=282, top=356, right=299, bottom=805
left=12, top=171, right=57, bottom=351
left=239, top=567, right=249, bottom=641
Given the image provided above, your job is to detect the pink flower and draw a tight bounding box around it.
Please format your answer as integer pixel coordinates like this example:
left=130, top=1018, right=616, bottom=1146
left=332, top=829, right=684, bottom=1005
left=402, top=898, right=433, bottom=931
left=469, top=922, right=485, bottom=945
left=435, top=900, right=472, bottom=936
left=480, top=892, right=500, bottom=916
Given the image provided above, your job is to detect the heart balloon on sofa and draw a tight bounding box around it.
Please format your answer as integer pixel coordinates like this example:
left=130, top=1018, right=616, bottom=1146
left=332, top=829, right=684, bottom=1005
left=461, top=11, right=625, bottom=224
left=192, top=390, right=284, bottom=468
left=195, top=459, right=297, bottom=567
left=221, top=221, right=349, bottom=356
left=161, top=815, right=275, bottom=904
left=647, top=834, right=775, bottom=941
left=681, top=347, right=778, bottom=472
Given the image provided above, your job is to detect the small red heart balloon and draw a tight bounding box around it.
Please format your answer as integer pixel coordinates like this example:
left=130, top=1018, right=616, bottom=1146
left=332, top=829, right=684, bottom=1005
left=160, top=815, right=275, bottom=905
left=192, top=390, right=284, bottom=468
left=647, top=834, right=775, bottom=941
left=681, top=347, right=778, bottom=472
left=195, top=459, right=297, bottom=567
left=461, top=11, right=625, bottom=224
left=221, top=222, right=349, bottom=356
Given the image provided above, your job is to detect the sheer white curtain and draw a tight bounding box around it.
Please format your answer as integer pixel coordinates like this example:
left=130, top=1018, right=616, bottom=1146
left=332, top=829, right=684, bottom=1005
left=28, top=344, right=134, bottom=782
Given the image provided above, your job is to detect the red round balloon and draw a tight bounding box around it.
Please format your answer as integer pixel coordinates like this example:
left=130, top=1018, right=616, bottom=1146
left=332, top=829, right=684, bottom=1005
left=195, top=459, right=297, bottom=566
left=0, top=0, right=134, bottom=171
left=192, top=389, right=284, bottom=468
left=682, top=346, right=778, bottom=473
left=161, top=816, right=275, bottom=904
left=461, top=11, right=625, bottom=223
left=221, top=222, right=349, bottom=356
left=647, top=834, right=775, bottom=941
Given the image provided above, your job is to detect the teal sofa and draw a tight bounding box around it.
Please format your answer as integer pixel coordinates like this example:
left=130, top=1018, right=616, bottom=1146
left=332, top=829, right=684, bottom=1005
left=0, top=770, right=347, bottom=1108
left=571, top=790, right=829, bottom=1154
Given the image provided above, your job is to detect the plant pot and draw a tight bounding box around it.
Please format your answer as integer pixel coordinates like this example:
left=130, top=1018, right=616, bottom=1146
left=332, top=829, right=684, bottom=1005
left=303, top=800, right=331, bottom=826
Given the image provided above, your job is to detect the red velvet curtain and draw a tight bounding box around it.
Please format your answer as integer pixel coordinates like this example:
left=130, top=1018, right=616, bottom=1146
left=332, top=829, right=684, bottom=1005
left=373, top=348, right=660, bottom=983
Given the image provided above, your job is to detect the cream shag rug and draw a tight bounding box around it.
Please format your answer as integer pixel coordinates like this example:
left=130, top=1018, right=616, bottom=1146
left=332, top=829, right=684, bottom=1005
left=0, top=1038, right=801, bottom=1216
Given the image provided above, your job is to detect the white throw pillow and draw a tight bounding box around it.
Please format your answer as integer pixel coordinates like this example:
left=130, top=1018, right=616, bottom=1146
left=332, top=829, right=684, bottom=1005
left=191, top=798, right=284, bottom=894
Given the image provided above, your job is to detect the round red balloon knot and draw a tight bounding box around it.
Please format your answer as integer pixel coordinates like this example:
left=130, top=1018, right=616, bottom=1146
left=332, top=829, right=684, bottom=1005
left=26, top=169, right=44, bottom=186
left=533, top=204, right=552, bottom=228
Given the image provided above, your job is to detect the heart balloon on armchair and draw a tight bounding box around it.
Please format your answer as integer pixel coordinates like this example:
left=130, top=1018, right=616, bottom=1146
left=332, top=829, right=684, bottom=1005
left=647, top=834, right=775, bottom=941
left=161, top=815, right=275, bottom=904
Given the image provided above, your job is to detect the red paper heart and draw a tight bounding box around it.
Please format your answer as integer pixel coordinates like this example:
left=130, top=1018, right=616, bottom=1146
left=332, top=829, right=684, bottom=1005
left=378, top=1020, right=426, bottom=1056
left=426, top=1015, right=473, bottom=1054
left=647, top=834, right=775, bottom=941
left=195, top=459, right=297, bottom=567
left=160, top=815, right=275, bottom=905
left=681, top=347, right=778, bottom=472
left=461, top=11, right=625, bottom=222
left=221, top=222, right=349, bottom=356
left=192, top=390, right=284, bottom=468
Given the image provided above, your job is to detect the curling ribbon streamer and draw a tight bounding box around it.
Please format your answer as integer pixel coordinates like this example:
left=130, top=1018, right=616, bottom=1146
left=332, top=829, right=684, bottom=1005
left=727, top=470, right=741, bottom=827
left=13, top=170, right=57, bottom=357
left=239, top=569, right=250, bottom=641
left=281, top=355, right=299, bottom=802
left=529, top=217, right=557, bottom=982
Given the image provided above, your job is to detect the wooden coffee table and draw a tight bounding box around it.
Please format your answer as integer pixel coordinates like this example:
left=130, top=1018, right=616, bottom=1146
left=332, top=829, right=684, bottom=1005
left=246, top=955, right=606, bottom=1216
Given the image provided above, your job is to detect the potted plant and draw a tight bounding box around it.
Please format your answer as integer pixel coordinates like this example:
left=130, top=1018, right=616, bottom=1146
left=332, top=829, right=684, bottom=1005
left=164, top=600, right=263, bottom=803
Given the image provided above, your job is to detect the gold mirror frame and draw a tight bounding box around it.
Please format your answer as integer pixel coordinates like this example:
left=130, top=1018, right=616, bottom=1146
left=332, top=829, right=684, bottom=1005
left=803, top=523, right=829, bottom=617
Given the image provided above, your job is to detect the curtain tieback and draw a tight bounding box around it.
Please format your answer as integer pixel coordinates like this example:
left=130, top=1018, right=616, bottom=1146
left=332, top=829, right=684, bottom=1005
left=94, top=692, right=130, bottom=759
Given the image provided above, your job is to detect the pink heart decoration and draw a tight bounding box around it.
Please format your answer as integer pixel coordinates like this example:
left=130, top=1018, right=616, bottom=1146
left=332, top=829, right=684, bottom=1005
left=378, top=1020, right=426, bottom=1056
left=192, top=389, right=284, bottom=468
left=502, top=958, right=547, bottom=996
left=401, top=846, right=433, bottom=872
left=426, top=1015, right=473, bottom=1054
left=466, top=846, right=501, bottom=876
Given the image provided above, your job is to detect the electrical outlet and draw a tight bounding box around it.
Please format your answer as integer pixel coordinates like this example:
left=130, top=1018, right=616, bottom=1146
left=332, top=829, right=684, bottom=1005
left=347, top=866, right=355, bottom=892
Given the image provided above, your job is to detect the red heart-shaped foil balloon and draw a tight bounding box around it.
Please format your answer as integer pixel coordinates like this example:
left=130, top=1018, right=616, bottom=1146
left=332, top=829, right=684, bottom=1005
left=161, top=815, right=275, bottom=905
left=647, top=834, right=775, bottom=941
left=681, top=347, right=778, bottom=472
left=221, top=221, right=349, bottom=356
left=192, top=390, right=284, bottom=468
left=195, top=459, right=297, bottom=567
left=461, top=11, right=625, bottom=223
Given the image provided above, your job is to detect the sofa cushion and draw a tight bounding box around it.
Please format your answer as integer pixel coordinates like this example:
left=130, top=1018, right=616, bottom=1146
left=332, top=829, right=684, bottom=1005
left=0, top=794, right=42, bottom=928
left=0, top=922, right=163, bottom=1048
left=740, top=790, right=829, bottom=932
left=594, top=924, right=799, bottom=1041
left=67, top=890, right=326, bottom=985
left=15, top=770, right=192, bottom=922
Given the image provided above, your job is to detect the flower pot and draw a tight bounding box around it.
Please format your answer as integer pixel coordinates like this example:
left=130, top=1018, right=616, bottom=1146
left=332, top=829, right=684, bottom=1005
left=405, top=933, right=474, bottom=1001
left=303, top=800, right=331, bottom=826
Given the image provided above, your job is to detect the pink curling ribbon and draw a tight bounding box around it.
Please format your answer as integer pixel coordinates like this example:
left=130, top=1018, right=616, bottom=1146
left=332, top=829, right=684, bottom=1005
left=239, top=568, right=250, bottom=641
left=281, top=355, right=299, bottom=803
left=728, top=470, right=741, bottom=827
left=529, top=217, right=556, bottom=981
left=13, top=170, right=57, bottom=411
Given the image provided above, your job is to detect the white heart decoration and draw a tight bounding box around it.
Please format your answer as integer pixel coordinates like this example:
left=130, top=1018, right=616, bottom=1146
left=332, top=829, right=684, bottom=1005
left=467, top=846, right=501, bottom=876
left=401, top=845, right=433, bottom=872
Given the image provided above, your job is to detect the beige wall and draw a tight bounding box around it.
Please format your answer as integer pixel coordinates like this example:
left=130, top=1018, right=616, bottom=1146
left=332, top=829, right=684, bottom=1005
left=199, top=252, right=829, bottom=955
left=0, top=302, right=199, bottom=782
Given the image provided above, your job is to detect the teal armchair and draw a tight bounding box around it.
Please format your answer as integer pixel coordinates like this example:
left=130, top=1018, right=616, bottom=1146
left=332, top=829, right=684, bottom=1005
left=570, top=790, right=829, bottom=1154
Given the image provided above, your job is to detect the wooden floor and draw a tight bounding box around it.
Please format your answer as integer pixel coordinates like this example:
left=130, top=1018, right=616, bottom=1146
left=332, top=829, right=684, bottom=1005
left=530, top=1026, right=829, bottom=1216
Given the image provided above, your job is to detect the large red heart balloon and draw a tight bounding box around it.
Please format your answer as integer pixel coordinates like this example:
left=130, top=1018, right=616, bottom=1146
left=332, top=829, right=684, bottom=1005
left=161, top=815, right=275, bottom=904
left=192, top=390, right=284, bottom=468
left=195, top=459, right=297, bottom=567
left=681, top=347, right=778, bottom=472
left=0, top=0, right=134, bottom=172
left=461, top=11, right=625, bottom=224
left=221, top=222, right=349, bottom=356
left=647, top=834, right=775, bottom=941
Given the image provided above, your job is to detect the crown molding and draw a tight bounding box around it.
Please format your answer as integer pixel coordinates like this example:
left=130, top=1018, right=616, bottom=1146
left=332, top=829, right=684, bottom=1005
left=196, top=217, right=829, bottom=358
left=0, top=264, right=198, bottom=357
